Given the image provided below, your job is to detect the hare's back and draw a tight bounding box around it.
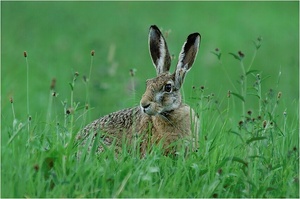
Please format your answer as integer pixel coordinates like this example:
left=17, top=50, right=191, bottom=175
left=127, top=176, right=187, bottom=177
left=99, top=107, right=141, bottom=131
left=79, top=106, right=140, bottom=137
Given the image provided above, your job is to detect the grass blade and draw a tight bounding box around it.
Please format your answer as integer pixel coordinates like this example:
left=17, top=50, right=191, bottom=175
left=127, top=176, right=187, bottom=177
left=231, top=92, right=245, bottom=102
left=246, top=136, right=268, bottom=144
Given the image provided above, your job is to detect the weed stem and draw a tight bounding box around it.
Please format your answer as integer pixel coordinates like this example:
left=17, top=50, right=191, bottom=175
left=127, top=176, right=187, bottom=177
left=240, top=60, right=246, bottom=116
left=247, top=49, right=257, bottom=72
left=84, top=51, right=95, bottom=124
left=24, top=52, right=31, bottom=140
left=70, top=75, right=76, bottom=139
left=25, top=55, right=30, bottom=117
left=10, top=99, right=16, bottom=122
left=47, top=90, right=53, bottom=124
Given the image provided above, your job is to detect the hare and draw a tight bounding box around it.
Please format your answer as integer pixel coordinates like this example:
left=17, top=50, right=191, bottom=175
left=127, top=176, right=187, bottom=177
left=76, top=25, right=201, bottom=156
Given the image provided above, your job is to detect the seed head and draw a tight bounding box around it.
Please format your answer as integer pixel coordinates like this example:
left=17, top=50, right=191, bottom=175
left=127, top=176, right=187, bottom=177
left=10, top=97, right=13, bottom=103
left=91, top=50, right=95, bottom=56
left=23, top=51, right=27, bottom=57
left=256, top=74, right=261, bottom=80
left=129, top=69, right=136, bottom=77
left=283, top=111, right=287, bottom=117
left=200, top=85, right=205, bottom=90
left=257, top=36, right=263, bottom=42
left=50, top=78, right=56, bottom=90
left=238, top=120, right=244, bottom=126
left=28, top=115, right=32, bottom=121
left=33, top=164, right=39, bottom=171
left=277, top=92, right=282, bottom=99
left=66, top=108, right=74, bottom=115
left=247, top=110, right=252, bottom=116
left=75, top=72, right=79, bottom=77
left=238, top=51, right=245, bottom=58
left=213, top=48, right=222, bottom=60
left=227, top=90, right=231, bottom=98
left=293, top=146, right=297, bottom=152
left=85, top=103, right=89, bottom=110
left=263, top=120, right=267, bottom=128
left=52, top=91, right=57, bottom=97
left=66, top=109, right=70, bottom=115
left=207, top=95, right=211, bottom=102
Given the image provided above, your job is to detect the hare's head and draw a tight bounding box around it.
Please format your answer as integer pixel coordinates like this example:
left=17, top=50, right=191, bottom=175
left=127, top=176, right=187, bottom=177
left=140, top=25, right=201, bottom=117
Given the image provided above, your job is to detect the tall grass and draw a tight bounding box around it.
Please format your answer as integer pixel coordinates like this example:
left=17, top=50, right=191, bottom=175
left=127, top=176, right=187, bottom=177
left=23, top=51, right=32, bottom=142
left=1, top=36, right=299, bottom=198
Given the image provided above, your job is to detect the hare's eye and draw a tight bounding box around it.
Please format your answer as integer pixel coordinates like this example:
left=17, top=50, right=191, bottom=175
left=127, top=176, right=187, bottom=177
left=164, top=84, right=172, bottom=92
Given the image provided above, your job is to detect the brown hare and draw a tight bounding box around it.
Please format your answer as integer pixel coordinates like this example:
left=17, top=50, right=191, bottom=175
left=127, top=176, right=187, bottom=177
left=77, top=25, right=201, bottom=156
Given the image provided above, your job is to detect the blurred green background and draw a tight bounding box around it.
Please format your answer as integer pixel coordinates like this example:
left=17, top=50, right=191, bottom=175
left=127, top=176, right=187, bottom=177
left=2, top=1, right=299, bottom=125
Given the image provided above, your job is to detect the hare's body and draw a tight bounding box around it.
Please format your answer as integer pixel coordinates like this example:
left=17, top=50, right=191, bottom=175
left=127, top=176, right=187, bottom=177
left=77, top=25, right=201, bottom=156
left=78, top=101, right=198, bottom=155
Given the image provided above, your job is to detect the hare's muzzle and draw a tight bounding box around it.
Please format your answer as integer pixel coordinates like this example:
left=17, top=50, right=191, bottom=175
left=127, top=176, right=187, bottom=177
left=140, top=88, right=156, bottom=115
left=140, top=97, right=158, bottom=116
left=140, top=102, right=152, bottom=114
left=141, top=103, right=150, bottom=110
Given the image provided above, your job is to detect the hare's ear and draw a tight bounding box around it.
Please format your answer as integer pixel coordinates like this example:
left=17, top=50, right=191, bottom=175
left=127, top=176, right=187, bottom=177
left=174, top=32, right=201, bottom=89
left=148, top=25, right=171, bottom=75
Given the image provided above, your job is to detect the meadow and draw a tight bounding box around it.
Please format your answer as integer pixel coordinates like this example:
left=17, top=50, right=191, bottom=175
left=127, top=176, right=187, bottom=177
left=1, top=1, right=299, bottom=198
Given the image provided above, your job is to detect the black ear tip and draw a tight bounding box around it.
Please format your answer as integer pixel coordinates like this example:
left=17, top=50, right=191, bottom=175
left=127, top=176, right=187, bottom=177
left=149, top=25, right=163, bottom=38
left=150, top=25, right=159, bottom=30
left=150, top=25, right=158, bottom=28
left=188, top=33, right=201, bottom=41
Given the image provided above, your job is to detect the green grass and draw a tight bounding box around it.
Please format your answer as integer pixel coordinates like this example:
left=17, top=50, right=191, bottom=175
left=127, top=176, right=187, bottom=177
left=1, top=1, right=299, bottom=198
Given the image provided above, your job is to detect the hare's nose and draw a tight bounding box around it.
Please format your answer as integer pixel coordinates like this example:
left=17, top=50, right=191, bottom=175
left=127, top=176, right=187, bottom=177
left=142, top=103, right=150, bottom=109
left=141, top=103, right=151, bottom=113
